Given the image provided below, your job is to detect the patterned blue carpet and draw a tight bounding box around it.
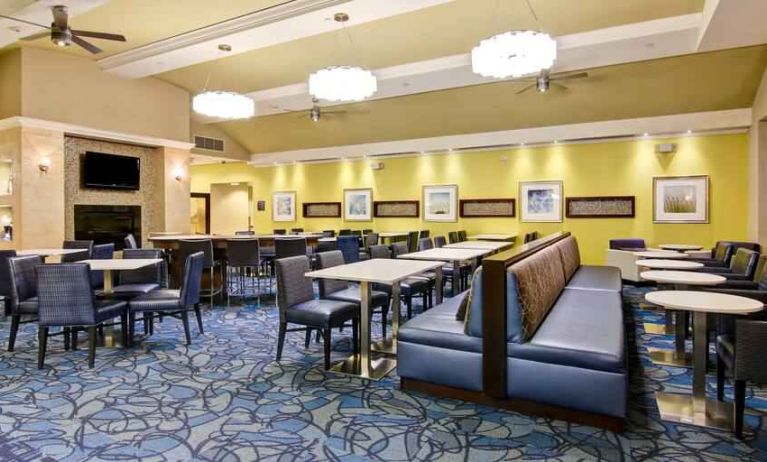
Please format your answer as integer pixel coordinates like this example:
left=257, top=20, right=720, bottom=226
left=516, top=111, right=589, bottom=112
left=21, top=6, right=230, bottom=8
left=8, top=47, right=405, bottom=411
left=0, top=285, right=765, bottom=461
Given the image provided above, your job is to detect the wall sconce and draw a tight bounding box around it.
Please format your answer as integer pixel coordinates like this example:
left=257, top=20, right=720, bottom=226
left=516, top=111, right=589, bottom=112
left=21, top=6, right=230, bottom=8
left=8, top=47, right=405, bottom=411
left=38, top=157, right=51, bottom=174
left=173, top=167, right=184, bottom=181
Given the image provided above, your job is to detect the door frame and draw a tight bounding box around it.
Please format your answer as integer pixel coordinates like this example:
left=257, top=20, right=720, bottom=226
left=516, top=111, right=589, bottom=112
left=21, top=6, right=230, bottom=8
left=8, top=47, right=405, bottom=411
left=191, top=192, right=211, bottom=234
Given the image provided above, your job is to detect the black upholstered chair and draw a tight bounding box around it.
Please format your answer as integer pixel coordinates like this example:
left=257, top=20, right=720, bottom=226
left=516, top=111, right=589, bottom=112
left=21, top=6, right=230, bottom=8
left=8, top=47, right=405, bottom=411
left=178, top=239, right=221, bottom=302
left=697, top=248, right=760, bottom=281
left=433, top=236, right=447, bottom=248
left=290, top=228, right=304, bottom=234
left=338, top=229, right=352, bottom=236
left=371, top=244, right=430, bottom=318
left=90, top=243, right=115, bottom=290
left=322, top=230, right=336, bottom=237
left=417, top=237, right=433, bottom=251
left=0, top=249, right=17, bottom=317
left=406, top=231, right=419, bottom=253
left=7, top=255, right=42, bottom=352
left=608, top=238, right=647, bottom=251
left=128, top=252, right=205, bottom=346
left=275, top=237, right=308, bottom=260
left=708, top=256, right=767, bottom=291
left=62, top=240, right=93, bottom=262
left=457, top=230, right=467, bottom=242
left=273, top=229, right=287, bottom=235
left=275, top=255, right=359, bottom=370
left=110, top=249, right=164, bottom=298
left=358, top=232, right=379, bottom=260
left=316, top=251, right=390, bottom=337
left=124, top=234, right=139, bottom=250
left=716, top=319, right=767, bottom=438
left=418, top=230, right=430, bottom=240
left=336, top=236, right=359, bottom=264
left=36, top=263, right=128, bottom=368
left=690, top=241, right=760, bottom=268
left=226, top=239, right=261, bottom=302
left=448, top=232, right=460, bottom=244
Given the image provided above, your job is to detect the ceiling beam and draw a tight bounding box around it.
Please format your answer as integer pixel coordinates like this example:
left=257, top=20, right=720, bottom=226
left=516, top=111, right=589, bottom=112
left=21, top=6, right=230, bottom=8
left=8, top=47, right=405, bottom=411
left=98, top=0, right=455, bottom=78
left=247, top=108, right=752, bottom=165
left=696, top=0, right=767, bottom=51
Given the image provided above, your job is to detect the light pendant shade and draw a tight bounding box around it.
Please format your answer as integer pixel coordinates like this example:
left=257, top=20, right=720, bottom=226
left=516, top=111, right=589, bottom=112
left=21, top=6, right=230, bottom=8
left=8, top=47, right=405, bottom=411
left=192, top=91, right=255, bottom=119
left=308, top=66, right=377, bottom=102
left=471, top=30, right=557, bottom=79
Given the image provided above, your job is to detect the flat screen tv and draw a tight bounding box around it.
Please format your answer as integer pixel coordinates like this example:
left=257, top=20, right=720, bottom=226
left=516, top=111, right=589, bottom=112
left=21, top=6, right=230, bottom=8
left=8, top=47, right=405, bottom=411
left=83, top=152, right=140, bottom=190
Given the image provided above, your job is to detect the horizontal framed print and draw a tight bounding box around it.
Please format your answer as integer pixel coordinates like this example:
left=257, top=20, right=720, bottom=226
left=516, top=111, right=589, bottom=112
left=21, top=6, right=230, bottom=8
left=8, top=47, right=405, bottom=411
left=374, top=200, right=419, bottom=218
left=423, top=184, right=458, bottom=222
left=459, top=198, right=515, bottom=218
left=520, top=180, right=563, bottom=222
left=653, top=175, right=709, bottom=223
left=565, top=196, right=635, bottom=218
left=272, top=191, right=296, bottom=222
left=344, top=188, right=373, bottom=221
left=303, top=202, right=341, bottom=218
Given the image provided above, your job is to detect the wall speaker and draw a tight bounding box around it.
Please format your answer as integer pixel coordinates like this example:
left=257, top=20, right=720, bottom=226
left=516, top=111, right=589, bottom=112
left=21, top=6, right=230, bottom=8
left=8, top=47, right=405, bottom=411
left=370, top=162, right=385, bottom=170
left=655, top=143, right=677, bottom=154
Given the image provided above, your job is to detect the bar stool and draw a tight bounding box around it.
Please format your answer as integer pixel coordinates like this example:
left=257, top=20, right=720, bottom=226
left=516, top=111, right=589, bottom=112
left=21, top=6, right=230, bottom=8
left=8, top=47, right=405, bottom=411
left=178, top=239, right=222, bottom=303
left=226, top=239, right=261, bottom=305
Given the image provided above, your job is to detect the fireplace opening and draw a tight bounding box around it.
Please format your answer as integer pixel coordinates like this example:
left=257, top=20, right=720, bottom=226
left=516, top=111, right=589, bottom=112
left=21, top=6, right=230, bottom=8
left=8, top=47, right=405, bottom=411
left=74, top=205, right=141, bottom=250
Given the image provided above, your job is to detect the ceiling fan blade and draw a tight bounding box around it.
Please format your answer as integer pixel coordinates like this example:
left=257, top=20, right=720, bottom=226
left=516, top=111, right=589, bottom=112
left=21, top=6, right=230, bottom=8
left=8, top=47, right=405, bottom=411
left=515, top=84, right=536, bottom=94
left=322, top=110, right=348, bottom=115
left=552, top=72, right=589, bottom=81
left=0, top=13, right=50, bottom=29
left=72, top=30, right=126, bottom=42
left=552, top=82, right=569, bottom=91
left=52, top=6, right=68, bottom=30
left=71, top=34, right=101, bottom=54
left=20, top=31, right=51, bottom=41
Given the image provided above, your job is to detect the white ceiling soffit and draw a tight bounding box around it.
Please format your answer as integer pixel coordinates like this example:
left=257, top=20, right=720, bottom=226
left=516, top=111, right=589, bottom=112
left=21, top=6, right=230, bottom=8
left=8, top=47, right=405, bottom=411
left=247, top=108, right=752, bottom=165
left=696, top=0, right=767, bottom=51
left=0, top=0, right=108, bottom=48
left=246, top=13, right=703, bottom=119
left=97, top=0, right=455, bottom=78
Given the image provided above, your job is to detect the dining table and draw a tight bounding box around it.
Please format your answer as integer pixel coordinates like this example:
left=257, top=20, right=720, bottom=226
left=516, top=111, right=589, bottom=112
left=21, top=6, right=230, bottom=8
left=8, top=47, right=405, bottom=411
left=659, top=244, right=704, bottom=251
left=635, top=259, right=704, bottom=335
left=80, top=258, right=164, bottom=295
left=16, top=249, right=85, bottom=260
left=645, top=290, right=763, bottom=431
left=444, top=240, right=513, bottom=252
left=305, top=258, right=444, bottom=380
left=467, top=233, right=516, bottom=242
left=634, top=250, right=690, bottom=259
left=397, top=247, right=490, bottom=293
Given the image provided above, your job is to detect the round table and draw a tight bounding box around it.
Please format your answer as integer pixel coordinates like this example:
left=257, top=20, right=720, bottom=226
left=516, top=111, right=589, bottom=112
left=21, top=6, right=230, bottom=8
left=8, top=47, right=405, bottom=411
left=659, top=244, right=704, bottom=251
left=645, top=290, right=763, bottom=431
left=635, top=259, right=702, bottom=270
left=635, top=251, right=689, bottom=259
left=640, top=271, right=726, bottom=366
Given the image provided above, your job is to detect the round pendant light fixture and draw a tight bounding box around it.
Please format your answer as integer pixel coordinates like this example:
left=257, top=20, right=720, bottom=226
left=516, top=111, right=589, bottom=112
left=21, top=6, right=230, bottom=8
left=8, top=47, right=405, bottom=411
left=308, top=66, right=377, bottom=102
left=471, top=30, right=556, bottom=79
left=192, top=44, right=255, bottom=120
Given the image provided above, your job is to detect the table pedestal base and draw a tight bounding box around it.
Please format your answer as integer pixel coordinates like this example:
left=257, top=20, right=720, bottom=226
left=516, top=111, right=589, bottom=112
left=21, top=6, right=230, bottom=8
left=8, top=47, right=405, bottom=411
left=330, top=354, right=397, bottom=381
left=647, top=348, right=692, bottom=367
left=372, top=338, right=396, bottom=356
left=656, top=392, right=733, bottom=430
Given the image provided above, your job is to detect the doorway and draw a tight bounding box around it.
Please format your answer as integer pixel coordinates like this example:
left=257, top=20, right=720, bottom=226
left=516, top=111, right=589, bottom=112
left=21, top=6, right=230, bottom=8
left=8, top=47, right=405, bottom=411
left=210, top=183, right=253, bottom=234
left=190, top=193, right=210, bottom=234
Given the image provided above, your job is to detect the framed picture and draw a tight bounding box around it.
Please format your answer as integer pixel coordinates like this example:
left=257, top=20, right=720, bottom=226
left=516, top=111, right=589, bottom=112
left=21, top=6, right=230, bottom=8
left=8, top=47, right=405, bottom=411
left=565, top=196, right=635, bottom=218
left=374, top=200, right=419, bottom=218
left=653, top=175, right=709, bottom=223
left=460, top=198, right=515, bottom=218
left=272, top=191, right=296, bottom=222
left=520, top=180, right=563, bottom=222
left=423, top=184, right=458, bottom=222
left=344, top=188, right=373, bottom=221
left=303, top=202, right=341, bottom=218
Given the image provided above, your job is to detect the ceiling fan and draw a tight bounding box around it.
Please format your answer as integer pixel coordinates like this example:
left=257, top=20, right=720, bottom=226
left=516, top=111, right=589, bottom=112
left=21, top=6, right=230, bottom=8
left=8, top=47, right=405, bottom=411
left=0, top=5, right=125, bottom=54
left=274, top=98, right=363, bottom=122
left=515, top=69, right=589, bottom=94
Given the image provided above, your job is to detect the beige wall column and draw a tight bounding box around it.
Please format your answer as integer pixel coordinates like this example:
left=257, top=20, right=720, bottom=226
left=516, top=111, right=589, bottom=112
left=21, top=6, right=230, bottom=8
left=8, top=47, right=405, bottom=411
left=749, top=67, right=767, bottom=247
left=154, top=147, right=191, bottom=233
left=18, top=127, right=66, bottom=248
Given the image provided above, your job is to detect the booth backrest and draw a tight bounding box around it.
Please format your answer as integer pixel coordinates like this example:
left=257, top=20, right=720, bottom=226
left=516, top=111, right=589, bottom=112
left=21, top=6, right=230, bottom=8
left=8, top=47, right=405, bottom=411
left=730, top=248, right=760, bottom=277
left=557, top=236, right=581, bottom=281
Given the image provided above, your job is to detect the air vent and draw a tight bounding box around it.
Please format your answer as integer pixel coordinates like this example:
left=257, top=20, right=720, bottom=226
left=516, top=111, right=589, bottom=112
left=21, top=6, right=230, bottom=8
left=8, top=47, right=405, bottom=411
left=194, top=135, right=225, bottom=152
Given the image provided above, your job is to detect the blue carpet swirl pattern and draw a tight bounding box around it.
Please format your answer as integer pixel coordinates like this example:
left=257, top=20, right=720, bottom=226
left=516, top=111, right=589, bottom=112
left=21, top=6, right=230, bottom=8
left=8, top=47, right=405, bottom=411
left=0, top=285, right=764, bottom=461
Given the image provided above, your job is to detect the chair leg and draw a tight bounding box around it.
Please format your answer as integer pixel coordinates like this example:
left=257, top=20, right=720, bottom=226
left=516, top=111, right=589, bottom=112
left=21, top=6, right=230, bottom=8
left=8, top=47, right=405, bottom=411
left=734, top=380, right=746, bottom=438
left=194, top=304, right=204, bottom=334
left=8, top=314, right=20, bottom=352
left=72, top=329, right=78, bottom=350
left=322, top=328, right=331, bottom=370
left=63, top=327, right=70, bottom=351
left=380, top=305, right=388, bottom=339
left=406, top=295, right=413, bottom=319
left=276, top=322, right=287, bottom=360
left=120, top=314, right=128, bottom=348
left=422, top=291, right=428, bottom=311
left=181, top=310, right=192, bottom=345
left=304, top=329, right=312, bottom=348
left=716, top=355, right=726, bottom=401
left=352, top=318, right=359, bottom=355
left=87, top=326, right=97, bottom=368
left=37, top=327, right=49, bottom=369
left=148, top=313, right=154, bottom=335
left=129, top=312, right=136, bottom=347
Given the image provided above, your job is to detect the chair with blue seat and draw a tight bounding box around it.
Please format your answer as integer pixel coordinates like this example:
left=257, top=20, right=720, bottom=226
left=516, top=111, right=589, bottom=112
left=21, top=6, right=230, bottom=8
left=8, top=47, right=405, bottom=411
left=127, top=252, right=205, bottom=346
left=359, top=232, right=379, bottom=260
left=316, top=250, right=390, bottom=338
left=406, top=231, right=419, bottom=253
left=36, top=263, right=128, bottom=368
left=275, top=255, right=359, bottom=370
left=111, top=248, right=164, bottom=298
left=433, top=236, right=447, bottom=248
left=0, top=250, right=17, bottom=317
left=62, top=240, right=93, bottom=262
left=124, top=234, right=139, bottom=250
left=375, top=244, right=431, bottom=317
left=336, top=235, right=360, bottom=264
left=608, top=238, right=646, bottom=251
left=89, top=243, right=115, bottom=290
left=7, top=255, right=42, bottom=352
left=177, top=239, right=221, bottom=302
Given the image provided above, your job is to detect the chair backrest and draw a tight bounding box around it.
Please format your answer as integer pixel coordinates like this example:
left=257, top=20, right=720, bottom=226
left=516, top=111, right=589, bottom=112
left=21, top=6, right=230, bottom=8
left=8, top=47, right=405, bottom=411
left=608, top=238, right=647, bottom=251
left=90, top=243, right=115, bottom=288
left=316, top=240, right=338, bottom=253
left=235, top=231, right=255, bottom=236
left=734, top=319, right=767, bottom=383
left=178, top=239, right=215, bottom=268
left=338, top=229, right=352, bottom=236
left=753, top=255, right=767, bottom=285
left=391, top=242, right=409, bottom=258
left=448, top=232, right=460, bottom=244
left=273, top=229, right=287, bottom=235
left=0, top=249, right=18, bottom=299
left=434, top=236, right=447, bottom=248
left=291, top=228, right=304, bottom=234
left=458, top=230, right=467, bottom=242
left=9, top=255, right=41, bottom=312
left=365, top=232, right=379, bottom=247
left=717, top=241, right=761, bottom=265
left=275, top=255, right=314, bottom=316
left=316, top=251, right=348, bottom=296
left=36, top=263, right=96, bottom=327
left=362, top=229, right=373, bottom=235
left=351, top=230, right=363, bottom=239
left=419, top=230, right=430, bottom=239
left=124, top=234, right=139, bottom=249
left=120, top=248, right=164, bottom=285
left=730, top=248, right=760, bottom=277
left=369, top=244, right=390, bottom=259
left=336, top=235, right=360, bottom=263
left=179, top=252, right=205, bottom=306
left=418, top=237, right=434, bottom=251
left=406, top=231, right=419, bottom=252
left=275, top=237, right=308, bottom=260
left=62, top=240, right=93, bottom=262
left=322, top=230, right=336, bottom=237
left=226, top=239, right=261, bottom=267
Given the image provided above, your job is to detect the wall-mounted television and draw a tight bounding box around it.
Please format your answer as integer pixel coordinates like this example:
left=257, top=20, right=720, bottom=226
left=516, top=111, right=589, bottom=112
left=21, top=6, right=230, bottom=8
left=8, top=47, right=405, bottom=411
left=83, top=152, right=140, bottom=190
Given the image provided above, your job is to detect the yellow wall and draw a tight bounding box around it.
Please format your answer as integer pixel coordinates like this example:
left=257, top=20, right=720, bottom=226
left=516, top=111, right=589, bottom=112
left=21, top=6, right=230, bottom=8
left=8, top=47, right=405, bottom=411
left=191, top=133, right=750, bottom=264
left=0, top=50, right=21, bottom=120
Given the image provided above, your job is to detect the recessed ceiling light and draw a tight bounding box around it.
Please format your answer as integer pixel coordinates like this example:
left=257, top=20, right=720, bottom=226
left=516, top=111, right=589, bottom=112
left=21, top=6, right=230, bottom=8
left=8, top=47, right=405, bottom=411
left=519, top=142, right=525, bottom=146
left=686, top=129, right=693, bottom=134
left=642, top=133, right=649, bottom=137
left=553, top=140, right=559, bottom=144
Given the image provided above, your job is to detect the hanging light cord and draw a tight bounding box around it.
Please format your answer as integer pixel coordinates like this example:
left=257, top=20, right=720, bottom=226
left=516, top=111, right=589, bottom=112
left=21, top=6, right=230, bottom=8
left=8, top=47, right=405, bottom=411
left=525, top=0, right=543, bottom=31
